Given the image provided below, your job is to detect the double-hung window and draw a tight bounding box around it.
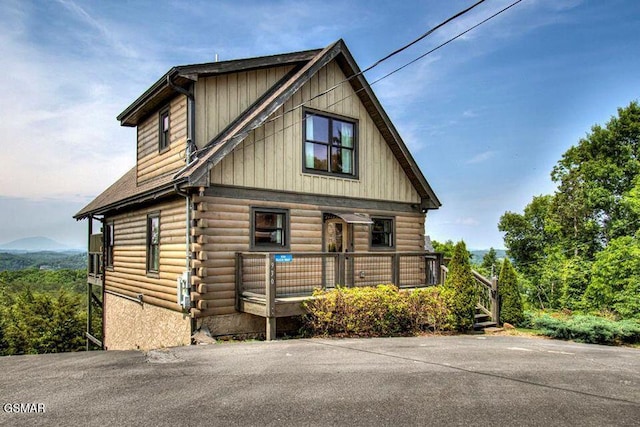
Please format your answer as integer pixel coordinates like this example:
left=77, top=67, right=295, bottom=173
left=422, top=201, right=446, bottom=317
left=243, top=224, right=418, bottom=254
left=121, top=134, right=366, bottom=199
left=371, top=217, right=394, bottom=249
left=159, top=108, right=170, bottom=152
left=105, top=221, right=114, bottom=269
left=251, top=208, right=289, bottom=251
left=304, top=111, right=356, bottom=177
left=147, top=213, right=160, bottom=273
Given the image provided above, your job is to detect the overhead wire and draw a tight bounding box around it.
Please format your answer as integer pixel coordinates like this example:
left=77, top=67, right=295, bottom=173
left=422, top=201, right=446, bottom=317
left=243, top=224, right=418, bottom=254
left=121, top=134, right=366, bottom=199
left=195, top=0, right=525, bottom=161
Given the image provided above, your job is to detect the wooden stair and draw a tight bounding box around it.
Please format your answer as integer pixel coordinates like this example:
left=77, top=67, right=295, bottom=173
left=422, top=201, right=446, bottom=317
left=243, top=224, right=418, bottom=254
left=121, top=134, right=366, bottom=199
left=473, top=307, right=497, bottom=330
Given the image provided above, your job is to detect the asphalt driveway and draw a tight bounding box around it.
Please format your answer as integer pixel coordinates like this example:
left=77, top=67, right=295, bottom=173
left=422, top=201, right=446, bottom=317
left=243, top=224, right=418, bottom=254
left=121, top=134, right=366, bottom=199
left=0, top=335, right=638, bottom=426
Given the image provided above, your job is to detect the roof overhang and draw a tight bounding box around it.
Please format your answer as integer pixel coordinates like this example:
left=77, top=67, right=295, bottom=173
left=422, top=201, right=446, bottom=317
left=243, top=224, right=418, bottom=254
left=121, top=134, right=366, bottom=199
left=323, top=212, right=373, bottom=224
left=116, top=48, right=323, bottom=127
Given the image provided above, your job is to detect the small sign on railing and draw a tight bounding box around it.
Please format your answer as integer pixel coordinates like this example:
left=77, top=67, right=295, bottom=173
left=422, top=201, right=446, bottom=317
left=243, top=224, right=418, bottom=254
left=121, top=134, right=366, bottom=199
left=274, top=254, right=293, bottom=263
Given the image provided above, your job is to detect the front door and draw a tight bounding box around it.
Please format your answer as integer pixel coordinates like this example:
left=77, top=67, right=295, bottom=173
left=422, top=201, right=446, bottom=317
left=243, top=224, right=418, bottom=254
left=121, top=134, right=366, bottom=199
left=324, top=219, right=353, bottom=286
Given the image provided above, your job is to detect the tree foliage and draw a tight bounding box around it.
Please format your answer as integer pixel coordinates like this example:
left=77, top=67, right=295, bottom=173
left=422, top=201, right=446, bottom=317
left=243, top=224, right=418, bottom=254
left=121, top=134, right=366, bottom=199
left=498, top=101, right=640, bottom=318
left=444, top=241, right=477, bottom=330
left=498, top=258, right=524, bottom=325
left=0, top=269, right=89, bottom=355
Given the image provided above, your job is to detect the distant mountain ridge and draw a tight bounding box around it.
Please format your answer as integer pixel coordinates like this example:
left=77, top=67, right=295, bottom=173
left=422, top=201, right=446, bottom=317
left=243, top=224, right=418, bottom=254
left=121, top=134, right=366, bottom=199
left=470, top=249, right=508, bottom=262
left=0, top=236, right=80, bottom=252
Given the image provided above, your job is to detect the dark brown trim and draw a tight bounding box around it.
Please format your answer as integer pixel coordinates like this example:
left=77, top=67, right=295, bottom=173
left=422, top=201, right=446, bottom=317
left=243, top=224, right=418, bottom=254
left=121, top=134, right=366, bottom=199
left=203, top=185, right=423, bottom=214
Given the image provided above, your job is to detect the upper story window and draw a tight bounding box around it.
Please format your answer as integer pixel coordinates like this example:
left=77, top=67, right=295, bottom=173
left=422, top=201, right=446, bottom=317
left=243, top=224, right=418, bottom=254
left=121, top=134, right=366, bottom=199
left=304, top=111, right=357, bottom=178
left=371, top=217, right=394, bottom=249
left=251, top=208, right=289, bottom=251
left=147, top=213, right=160, bottom=273
left=159, top=108, right=170, bottom=152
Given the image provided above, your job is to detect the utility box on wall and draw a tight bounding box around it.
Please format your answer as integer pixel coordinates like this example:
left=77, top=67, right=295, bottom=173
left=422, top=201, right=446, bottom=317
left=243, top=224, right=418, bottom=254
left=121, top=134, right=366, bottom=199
left=177, top=272, right=191, bottom=309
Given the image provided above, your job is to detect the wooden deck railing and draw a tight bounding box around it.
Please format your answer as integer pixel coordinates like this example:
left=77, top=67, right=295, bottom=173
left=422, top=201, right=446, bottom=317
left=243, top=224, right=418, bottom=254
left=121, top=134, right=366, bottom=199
left=440, top=264, right=499, bottom=324
left=235, top=251, right=445, bottom=301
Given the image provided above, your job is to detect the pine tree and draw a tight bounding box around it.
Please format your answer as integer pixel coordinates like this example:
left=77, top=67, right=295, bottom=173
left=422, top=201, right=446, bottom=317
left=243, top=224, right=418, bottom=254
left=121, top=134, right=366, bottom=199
left=444, top=241, right=477, bottom=330
left=498, top=258, right=524, bottom=325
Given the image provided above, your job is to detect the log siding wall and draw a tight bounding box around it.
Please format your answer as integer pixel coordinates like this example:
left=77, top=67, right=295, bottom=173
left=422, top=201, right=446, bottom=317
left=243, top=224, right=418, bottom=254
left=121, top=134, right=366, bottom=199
left=105, top=198, right=187, bottom=312
left=208, top=60, right=421, bottom=204
left=190, top=194, right=425, bottom=317
left=136, top=95, right=188, bottom=184
left=194, top=65, right=296, bottom=149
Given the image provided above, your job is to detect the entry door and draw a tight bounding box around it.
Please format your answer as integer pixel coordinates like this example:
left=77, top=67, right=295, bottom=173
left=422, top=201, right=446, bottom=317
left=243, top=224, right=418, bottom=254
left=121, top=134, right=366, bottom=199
left=324, top=219, right=353, bottom=286
left=324, top=219, right=352, bottom=253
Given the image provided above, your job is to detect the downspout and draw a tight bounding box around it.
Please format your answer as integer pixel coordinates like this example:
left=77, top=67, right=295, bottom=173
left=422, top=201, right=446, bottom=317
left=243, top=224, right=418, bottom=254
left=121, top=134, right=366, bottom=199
left=168, top=75, right=198, bottom=335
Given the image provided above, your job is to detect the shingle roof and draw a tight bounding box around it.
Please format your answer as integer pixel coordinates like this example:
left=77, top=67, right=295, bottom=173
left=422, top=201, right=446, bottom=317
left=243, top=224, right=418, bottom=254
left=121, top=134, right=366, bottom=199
left=73, top=168, right=180, bottom=219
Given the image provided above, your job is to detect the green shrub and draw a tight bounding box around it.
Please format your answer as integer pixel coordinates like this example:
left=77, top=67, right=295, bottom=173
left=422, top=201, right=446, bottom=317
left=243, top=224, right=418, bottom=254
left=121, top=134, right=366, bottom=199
left=498, top=258, right=524, bottom=325
left=531, top=313, right=640, bottom=345
left=444, top=241, right=477, bottom=331
left=302, top=285, right=454, bottom=337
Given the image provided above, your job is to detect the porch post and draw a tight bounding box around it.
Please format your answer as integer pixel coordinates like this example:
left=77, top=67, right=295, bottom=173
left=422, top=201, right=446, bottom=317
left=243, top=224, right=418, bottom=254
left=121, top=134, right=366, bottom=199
left=392, top=253, right=400, bottom=286
left=491, top=276, right=500, bottom=325
left=338, top=253, right=346, bottom=286
left=265, top=254, right=276, bottom=340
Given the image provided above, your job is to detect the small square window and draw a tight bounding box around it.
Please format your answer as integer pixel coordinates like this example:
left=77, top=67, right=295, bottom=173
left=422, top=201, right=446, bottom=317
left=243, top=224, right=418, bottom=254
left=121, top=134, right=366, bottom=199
left=371, top=218, right=394, bottom=249
left=251, top=208, right=289, bottom=251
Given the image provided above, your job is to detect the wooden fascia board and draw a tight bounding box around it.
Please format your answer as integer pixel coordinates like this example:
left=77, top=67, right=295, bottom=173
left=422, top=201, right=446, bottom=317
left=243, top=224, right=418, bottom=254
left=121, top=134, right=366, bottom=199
left=182, top=41, right=343, bottom=187
left=73, top=180, right=185, bottom=220
left=116, top=49, right=322, bottom=127
left=175, top=48, right=322, bottom=80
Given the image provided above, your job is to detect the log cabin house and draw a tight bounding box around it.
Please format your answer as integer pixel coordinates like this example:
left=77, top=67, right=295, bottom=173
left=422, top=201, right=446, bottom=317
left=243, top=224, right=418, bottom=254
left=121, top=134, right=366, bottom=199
left=75, top=39, right=446, bottom=350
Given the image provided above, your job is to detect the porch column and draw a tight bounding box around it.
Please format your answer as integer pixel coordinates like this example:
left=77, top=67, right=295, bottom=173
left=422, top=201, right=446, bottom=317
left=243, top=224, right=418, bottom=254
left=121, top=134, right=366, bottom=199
left=265, top=254, right=276, bottom=340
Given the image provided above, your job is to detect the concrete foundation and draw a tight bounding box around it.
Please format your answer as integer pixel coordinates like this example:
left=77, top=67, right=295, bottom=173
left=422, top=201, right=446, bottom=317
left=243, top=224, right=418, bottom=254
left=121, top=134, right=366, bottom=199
left=104, top=293, right=191, bottom=351
left=198, top=313, right=302, bottom=338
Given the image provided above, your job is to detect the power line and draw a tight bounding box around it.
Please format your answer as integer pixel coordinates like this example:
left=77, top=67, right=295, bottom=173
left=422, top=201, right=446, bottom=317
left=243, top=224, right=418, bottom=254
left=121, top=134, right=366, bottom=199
left=194, top=0, right=525, bottom=161
left=272, top=0, right=490, bottom=127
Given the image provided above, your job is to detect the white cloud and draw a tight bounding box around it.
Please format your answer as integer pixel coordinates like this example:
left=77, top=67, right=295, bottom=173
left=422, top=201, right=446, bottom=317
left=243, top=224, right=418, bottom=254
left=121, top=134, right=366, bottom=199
left=456, top=217, right=480, bottom=226
left=465, top=151, right=495, bottom=165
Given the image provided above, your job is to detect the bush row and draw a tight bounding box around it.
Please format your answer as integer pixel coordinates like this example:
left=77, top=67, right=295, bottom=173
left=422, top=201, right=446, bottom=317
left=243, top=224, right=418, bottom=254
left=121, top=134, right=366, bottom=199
left=529, top=313, right=640, bottom=345
left=301, top=285, right=456, bottom=337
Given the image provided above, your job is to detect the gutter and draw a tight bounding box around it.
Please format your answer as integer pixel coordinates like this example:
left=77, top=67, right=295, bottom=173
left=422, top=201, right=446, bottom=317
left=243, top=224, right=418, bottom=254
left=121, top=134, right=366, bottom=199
left=167, top=75, right=198, bottom=336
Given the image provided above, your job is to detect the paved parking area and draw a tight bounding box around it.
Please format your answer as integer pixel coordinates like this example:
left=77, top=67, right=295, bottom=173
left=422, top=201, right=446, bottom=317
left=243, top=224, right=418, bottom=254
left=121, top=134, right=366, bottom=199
left=1, top=335, right=638, bottom=426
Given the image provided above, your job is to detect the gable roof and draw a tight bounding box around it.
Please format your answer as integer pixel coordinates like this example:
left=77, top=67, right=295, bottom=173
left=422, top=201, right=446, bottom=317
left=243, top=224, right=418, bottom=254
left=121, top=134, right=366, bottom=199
left=76, top=39, right=440, bottom=219
left=176, top=39, right=440, bottom=208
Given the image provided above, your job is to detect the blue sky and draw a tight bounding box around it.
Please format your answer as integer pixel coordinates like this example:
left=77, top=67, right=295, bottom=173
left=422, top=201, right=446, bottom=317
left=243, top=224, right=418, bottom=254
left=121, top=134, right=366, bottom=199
left=0, top=0, right=639, bottom=249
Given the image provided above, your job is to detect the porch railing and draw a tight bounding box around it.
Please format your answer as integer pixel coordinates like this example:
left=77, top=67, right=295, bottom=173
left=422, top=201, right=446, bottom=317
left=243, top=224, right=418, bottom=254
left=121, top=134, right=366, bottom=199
left=236, top=252, right=445, bottom=300
left=88, top=233, right=103, bottom=279
left=440, top=264, right=499, bottom=324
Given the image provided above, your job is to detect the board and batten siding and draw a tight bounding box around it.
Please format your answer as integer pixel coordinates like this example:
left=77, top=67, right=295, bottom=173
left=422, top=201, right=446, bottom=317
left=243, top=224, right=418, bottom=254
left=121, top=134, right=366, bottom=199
left=105, top=199, right=187, bottom=312
left=194, top=65, right=296, bottom=149
left=190, top=195, right=425, bottom=317
left=136, top=95, right=188, bottom=184
left=208, top=60, right=422, bottom=204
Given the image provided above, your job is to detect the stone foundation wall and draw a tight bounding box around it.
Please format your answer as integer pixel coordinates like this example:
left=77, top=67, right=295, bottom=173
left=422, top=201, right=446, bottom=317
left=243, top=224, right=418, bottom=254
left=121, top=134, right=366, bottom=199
left=104, top=293, right=191, bottom=350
